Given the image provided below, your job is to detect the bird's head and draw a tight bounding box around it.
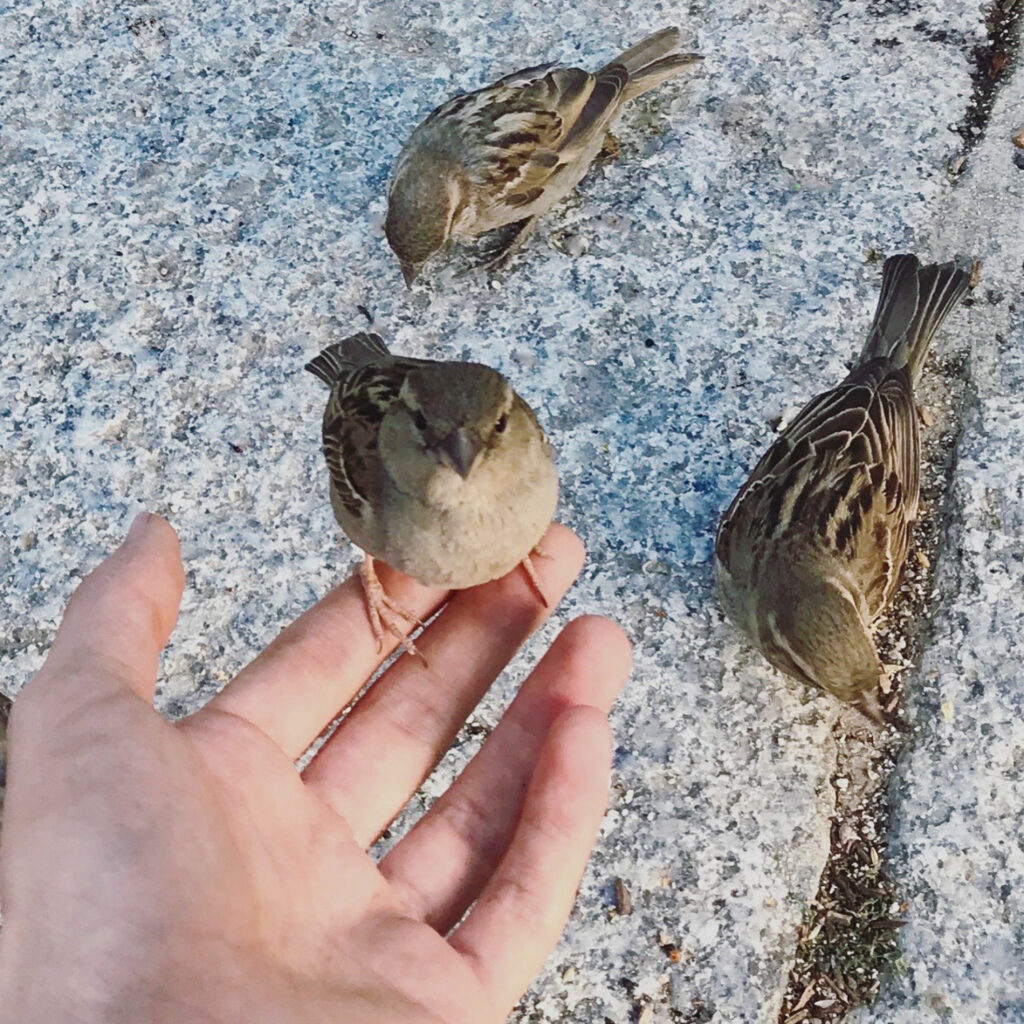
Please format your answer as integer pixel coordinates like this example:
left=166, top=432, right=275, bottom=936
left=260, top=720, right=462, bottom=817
left=378, top=362, right=543, bottom=508
left=385, top=159, right=464, bottom=285
left=757, top=565, right=884, bottom=705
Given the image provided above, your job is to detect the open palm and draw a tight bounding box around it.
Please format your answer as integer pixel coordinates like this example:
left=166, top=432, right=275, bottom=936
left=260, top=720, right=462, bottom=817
left=0, top=514, right=630, bottom=1023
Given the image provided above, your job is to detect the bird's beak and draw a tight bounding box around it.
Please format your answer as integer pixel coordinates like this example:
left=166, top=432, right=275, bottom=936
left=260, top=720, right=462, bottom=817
left=400, top=261, right=421, bottom=287
left=437, top=427, right=484, bottom=479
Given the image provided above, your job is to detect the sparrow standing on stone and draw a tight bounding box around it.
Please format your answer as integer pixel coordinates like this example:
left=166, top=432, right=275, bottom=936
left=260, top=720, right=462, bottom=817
left=306, top=333, right=559, bottom=652
left=385, top=26, right=702, bottom=283
left=715, top=254, right=972, bottom=723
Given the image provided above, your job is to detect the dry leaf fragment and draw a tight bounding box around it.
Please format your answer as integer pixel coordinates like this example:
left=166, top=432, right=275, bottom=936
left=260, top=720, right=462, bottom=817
left=614, top=878, right=633, bottom=916
left=880, top=663, right=901, bottom=695
left=793, top=983, right=815, bottom=1012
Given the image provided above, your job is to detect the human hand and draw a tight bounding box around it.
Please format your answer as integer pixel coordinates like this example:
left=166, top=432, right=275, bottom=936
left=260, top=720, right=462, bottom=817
left=0, top=514, right=631, bottom=1023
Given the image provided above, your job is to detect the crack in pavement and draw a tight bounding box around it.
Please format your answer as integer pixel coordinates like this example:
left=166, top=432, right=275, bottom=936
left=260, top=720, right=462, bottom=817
left=778, top=1, right=1022, bottom=1017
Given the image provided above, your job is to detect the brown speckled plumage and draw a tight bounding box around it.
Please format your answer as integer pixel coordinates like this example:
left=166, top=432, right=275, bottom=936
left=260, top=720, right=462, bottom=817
left=385, top=27, right=701, bottom=283
left=306, top=332, right=558, bottom=592
left=715, top=254, right=972, bottom=722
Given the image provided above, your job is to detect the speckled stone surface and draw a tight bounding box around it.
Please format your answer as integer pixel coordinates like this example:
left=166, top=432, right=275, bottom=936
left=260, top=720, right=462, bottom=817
left=851, top=61, right=1024, bottom=1024
left=0, top=1, right=1020, bottom=1021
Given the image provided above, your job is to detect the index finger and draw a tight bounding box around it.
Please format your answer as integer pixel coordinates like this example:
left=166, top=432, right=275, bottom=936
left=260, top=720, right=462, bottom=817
left=22, top=513, right=184, bottom=714
left=196, top=560, right=450, bottom=758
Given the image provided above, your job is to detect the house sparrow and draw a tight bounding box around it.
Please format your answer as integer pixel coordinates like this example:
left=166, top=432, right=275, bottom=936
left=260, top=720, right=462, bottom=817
left=385, top=26, right=702, bottom=283
left=306, top=332, right=558, bottom=652
left=715, top=254, right=972, bottom=723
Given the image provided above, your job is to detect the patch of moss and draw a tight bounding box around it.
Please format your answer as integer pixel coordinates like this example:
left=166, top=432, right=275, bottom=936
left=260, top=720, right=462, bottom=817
left=779, top=811, right=906, bottom=1023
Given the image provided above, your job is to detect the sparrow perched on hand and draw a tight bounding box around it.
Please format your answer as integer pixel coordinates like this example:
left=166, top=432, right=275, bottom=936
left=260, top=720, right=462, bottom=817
left=385, top=26, right=702, bottom=283
left=306, top=332, right=558, bottom=652
left=715, top=255, right=972, bottom=723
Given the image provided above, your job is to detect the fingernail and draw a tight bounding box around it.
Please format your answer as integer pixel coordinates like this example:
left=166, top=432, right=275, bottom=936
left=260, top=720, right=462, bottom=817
left=125, top=512, right=153, bottom=543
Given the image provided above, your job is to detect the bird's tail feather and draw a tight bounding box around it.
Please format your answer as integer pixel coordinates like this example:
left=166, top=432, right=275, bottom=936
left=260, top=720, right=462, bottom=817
left=602, top=27, right=702, bottom=103
left=608, top=27, right=682, bottom=74
left=562, top=28, right=700, bottom=151
left=859, top=254, right=972, bottom=383
left=305, top=332, right=390, bottom=386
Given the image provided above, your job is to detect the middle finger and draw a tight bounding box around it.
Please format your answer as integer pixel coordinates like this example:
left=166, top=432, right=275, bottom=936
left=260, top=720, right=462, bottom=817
left=302, top=523, right=584, bottom=847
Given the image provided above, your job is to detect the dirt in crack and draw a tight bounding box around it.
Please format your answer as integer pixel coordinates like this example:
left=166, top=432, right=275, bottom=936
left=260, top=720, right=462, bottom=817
left=956, top=0, right=1023, bottom=157
left=777, top=272, right=979, bottom=1022
left=780, top=772, right=904, bottom=1022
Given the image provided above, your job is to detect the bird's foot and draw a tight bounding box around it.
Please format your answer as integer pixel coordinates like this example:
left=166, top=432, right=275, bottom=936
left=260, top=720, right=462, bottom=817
left=599, top=131, right=622, bottom=160
left=531, top=541, right=553, bottom=561
left=519, top=546, right=552, bottom=608
left=360, top=557, right=427, bottom=663
left=474, top=216, right=536, bottom=273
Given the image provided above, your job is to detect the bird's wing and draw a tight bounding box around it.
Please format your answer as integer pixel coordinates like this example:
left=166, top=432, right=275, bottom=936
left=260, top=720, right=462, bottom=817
left=420, top=62, right=626, bottom=209
left=717, top=359, right=919, bottom=619
left=323, top=362, right=410, bottom=521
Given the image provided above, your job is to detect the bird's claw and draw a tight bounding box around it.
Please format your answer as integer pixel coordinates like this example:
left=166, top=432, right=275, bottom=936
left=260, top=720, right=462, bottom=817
left=360, top=558, right=428, bottom=664
left=520, top=551, right=550, bottom=608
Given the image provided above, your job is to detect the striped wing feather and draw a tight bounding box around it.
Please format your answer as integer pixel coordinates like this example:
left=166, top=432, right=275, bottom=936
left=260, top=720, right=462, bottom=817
left=417, top=63, right=625, bottom=208
left=322, top=362, right=409, bottom=520
left=718, top=359, right=919, bottom=620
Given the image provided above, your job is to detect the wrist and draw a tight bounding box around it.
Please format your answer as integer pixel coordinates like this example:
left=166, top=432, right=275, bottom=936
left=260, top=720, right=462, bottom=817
left=0, top=932, right=110, bottom=1024
left=0, top=926, right=218, bottom=1024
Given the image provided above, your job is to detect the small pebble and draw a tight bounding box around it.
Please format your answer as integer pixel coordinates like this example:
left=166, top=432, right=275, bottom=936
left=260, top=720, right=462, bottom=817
left=564, top=233, right=589, bottom=258
left=614, top=877, right=633, bottom=916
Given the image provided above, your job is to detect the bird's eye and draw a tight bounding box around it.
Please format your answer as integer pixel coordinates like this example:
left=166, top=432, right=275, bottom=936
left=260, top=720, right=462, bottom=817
left=495, top=413, right=508, bottom=434
left=413, top=411, right=428, bottom=431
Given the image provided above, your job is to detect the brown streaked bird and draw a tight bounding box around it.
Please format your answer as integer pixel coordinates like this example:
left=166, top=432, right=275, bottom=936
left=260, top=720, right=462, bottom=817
left=715, top=254, right=972, bottom=724
left=385, top=26, right=702, bottom=284
left=306, top=332, right=558, bottom=653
